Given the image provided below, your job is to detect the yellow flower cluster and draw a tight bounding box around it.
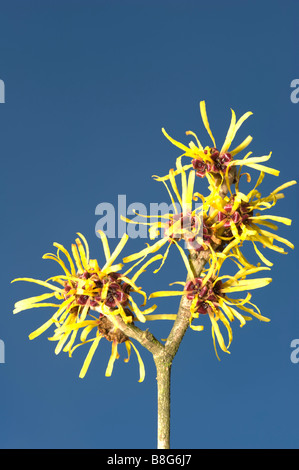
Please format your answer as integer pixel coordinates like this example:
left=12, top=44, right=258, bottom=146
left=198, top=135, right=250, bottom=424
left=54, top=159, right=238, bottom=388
left=12, top=232, right=172, bottom=379
left=12, top=101, right=296, bottom=375
left=122, top=101, right=296, bottom=357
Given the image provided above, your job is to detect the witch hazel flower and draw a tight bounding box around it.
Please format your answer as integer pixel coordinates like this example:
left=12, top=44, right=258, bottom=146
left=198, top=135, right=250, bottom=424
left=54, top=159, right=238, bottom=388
left=184, top=277, right=223, bottom=314
left=160, top=100, right=280, bottom=183
left=123, top=163, right=209, bottom=273
left=209, top=174, right=297, bottom=266
left=11, top=232, right=166, bottom=378
left=150, top=251, right=272, bottom=358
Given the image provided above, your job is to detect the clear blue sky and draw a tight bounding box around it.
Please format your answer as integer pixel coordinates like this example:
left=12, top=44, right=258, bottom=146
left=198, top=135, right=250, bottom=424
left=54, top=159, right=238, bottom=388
left=1, top=0, right=299, bottom=449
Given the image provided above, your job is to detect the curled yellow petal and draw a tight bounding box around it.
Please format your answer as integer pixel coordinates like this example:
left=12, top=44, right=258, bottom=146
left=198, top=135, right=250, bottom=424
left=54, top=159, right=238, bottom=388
left=53, top=242, right=76, bottom=276
left=97, top=230, right=111, bottom=262
left=29, top=318, right=55, bottom=340
left=123, top=238, right=168, bottom=263
left=230, top=135, right=253, bottom=157
left=11, top=277, right=62, bottom=292
left=102, top=233, right=129, bottom=270
left=161, top=127, right=190, bottom=153
left=199, top=101, right=216, bottom=148
left=209, top=313, right=230, bottom=354
left=145, top=314, right=177, bottom=321
left=105, top=340, right=119, bottom=377
left=79, top=335, right=102, bottom=379
left=149, top=290, right=186, bottom=299
left=71, top=244, right=84, bottom=274
left=130, top=341, right=145, bottom=383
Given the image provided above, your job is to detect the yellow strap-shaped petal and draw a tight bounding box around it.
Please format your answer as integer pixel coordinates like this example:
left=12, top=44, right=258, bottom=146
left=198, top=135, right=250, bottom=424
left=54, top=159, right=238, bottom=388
left=169, top=281, right=186, bottom=286
left=185, top=170, right=196, bottom=214
left=102, top=233, right=129, bottom=270
left=100, top=282, right=109, bottom=301
left=105, top=341, right=119, bottom=377
left=76, top=233, right=90, bottom=264
left=219, top=299, right=235, bottom=322
left=11, top=277, right=62, bottom=292
left=217, top=308, right=233, bottom=349
left=56, top=319, right=96, bottom=337
left=144, top=314, right=177, bottom=321
left=220, top=299, right=246, bottom=327
left=190, top=294, right=199, bottom=317
left=211, top=325, right=221, bottom=361
left=271, top=180, right=297, bottom=195
left=124, top=340, right=131, bottom=363
left=221, top=110, right=253, bottom=154
left=172, top=239, right=194, bottom=279
left=199, top=101, right=216, bottom=148
left=190, top=322, right=204, bottom=332
left=232, top=160, right=279, bottom=176
left=149, top=290, right=186, bottom=299
left=230, top=135, right=253, bottom=156
left=209, top=313, right=230, bottom=354
left=14, top=292, right=56, bottom=310
left=220, top=108, right=236, bottom=154
left=89, top=258, right=101, bottom=275
left=97, top=230, right=111, bottom=262
left=257, top=229, right=294, bottom=249
left=152, top=163, right=194, bottom=182
left=80, top=323, right=97, bottom=342
left=161, top=127, right=191, bottom=153
left=127, top=296, right=146, bottom=323
left=55, top=331, right=72, bottom=355
left=252, top=241, right=273, bottom=267
left=69, top=337, right=95, bottom=357
left=53, top=242, right=76, bottom=276
left=130, top=341, right=145, bottom=382
left=79, top=334, right=102, bottom=378
left=102, top=263, right=124, bottom=275
left=123, top=238, right=168, bottom=263
left=250, top=215, right=292, bottom=225
left=29, top=318, right=55, bottom=340
left=75, top=237, right=89, bottom=271
left=185, top=130, right=203, bottom=150
left=71, top=243, right=84, bottom=274
left=13, top=302, right=60, bottom=314
left=222, top=277, right=272, bottom=293
left=42, top=253, right=71, bottom=277
left=131, top=254, right=164, bottom=282
left=153, top=243, right=172, bottom=274
left=237, top=304, right=270, bottom=322
left=63, top=329, right=78, bottom=355
left=169, top=168, right=183, bottom=207
left=57, top=298, right=77, bottom=323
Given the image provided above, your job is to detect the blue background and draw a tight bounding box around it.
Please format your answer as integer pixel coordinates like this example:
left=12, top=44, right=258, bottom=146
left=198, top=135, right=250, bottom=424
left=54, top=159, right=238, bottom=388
left=1, top=0, right=299, bottom=449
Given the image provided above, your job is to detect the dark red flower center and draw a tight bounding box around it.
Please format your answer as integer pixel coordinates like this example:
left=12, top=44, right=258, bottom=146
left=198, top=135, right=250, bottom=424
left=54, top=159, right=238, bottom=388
left=63, top=271, right=131, bottom=310
left=164, top=212, right=199, bottom=242
left=192, top=148, right=232, bottom=177
left=184, top=277, right=223, bottom=314
left=217, top=196, right=253, bottom=231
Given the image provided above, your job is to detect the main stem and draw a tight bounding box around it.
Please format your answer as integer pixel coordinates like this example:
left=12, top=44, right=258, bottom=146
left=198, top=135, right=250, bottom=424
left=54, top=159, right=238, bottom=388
left=154, top=353, right=172, bottom=449
left=151, top=251, right=210, bottom=449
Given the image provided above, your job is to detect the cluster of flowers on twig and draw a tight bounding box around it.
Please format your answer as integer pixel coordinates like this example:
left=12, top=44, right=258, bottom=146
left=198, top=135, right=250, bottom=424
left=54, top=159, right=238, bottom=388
left=12, top=101, right=296, bottom=378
